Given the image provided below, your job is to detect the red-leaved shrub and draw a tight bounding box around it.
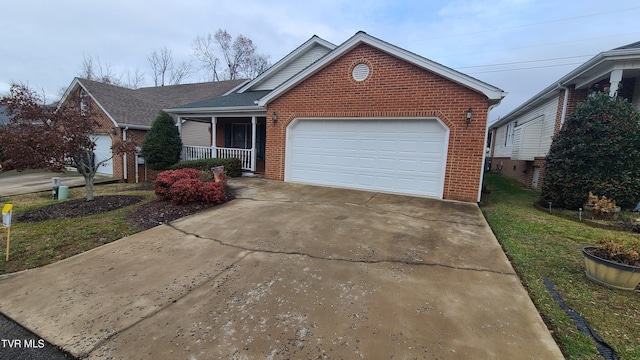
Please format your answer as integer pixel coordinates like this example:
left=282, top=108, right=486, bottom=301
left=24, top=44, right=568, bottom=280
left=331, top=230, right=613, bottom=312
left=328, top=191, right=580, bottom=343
left=201, top=181, right=226, bottom=204
left=154, top=168, right=200, bottom=200
left=154, top=168, right=226, bottom=205
left=170, top=178, right=203, bottom=205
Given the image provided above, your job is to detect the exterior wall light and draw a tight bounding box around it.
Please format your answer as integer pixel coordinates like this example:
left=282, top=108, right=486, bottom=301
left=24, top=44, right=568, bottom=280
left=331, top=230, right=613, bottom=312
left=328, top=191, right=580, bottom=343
left=465, top=108, right=473, bottom=128
left=272, top=112, right=277, bottom=123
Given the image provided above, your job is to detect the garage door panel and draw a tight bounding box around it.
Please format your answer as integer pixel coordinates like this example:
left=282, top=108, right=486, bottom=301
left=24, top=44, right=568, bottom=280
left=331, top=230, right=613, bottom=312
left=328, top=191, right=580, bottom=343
left=286, top=119, right=448, bottom=198
left=93, top=134, right=113, bottom=176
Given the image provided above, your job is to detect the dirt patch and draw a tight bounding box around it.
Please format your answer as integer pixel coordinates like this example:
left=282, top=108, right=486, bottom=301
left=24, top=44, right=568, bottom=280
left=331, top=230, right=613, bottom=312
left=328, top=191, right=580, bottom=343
left=16, top=196, right=145, bottom=222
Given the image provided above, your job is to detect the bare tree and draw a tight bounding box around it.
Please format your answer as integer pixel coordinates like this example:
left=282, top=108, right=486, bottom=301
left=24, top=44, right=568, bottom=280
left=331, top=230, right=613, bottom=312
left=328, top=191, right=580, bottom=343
left=80, top=55, right=96, bottom=80
left=244, top=53, right=270, bottom=79
left=210, top=29, right=271, bottom=80
left=148, top=47, right=173, bottom=86
left=124, top=68, right=145, bottom=89
left=169, top=61, right=193, bottom=85
left=79, top=55, right=123, bottom=85
left=193, top=33, right=221, bottom=81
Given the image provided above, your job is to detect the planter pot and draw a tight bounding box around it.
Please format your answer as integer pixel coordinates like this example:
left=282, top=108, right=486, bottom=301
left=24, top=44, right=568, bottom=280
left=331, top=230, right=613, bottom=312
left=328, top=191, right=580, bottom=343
left=582, top=246, right=640, bottom=291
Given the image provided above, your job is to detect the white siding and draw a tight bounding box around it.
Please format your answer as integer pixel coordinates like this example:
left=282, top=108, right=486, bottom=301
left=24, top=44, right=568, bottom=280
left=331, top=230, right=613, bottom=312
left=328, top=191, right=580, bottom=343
left=514, top=116, right=544, bottom=161
left=493, top=96, right=559, bottom=160
left=181, top=121, right=211, bottom=146
left=492, top=123, right=512, bottom=157
left=252, top=44, right=332, bottom=91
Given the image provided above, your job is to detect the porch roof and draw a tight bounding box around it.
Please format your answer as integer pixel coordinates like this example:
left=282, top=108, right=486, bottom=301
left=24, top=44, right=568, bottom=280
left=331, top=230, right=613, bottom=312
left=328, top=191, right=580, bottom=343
left=169, top=90, right=271, bottom=112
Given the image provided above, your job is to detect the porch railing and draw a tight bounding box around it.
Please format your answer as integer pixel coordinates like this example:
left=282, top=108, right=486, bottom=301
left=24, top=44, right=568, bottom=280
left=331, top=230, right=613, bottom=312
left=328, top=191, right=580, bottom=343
left=181, top=145, right=254, bottom=171
left=182, top=145, right=213, bottom=161
left=216, top=148, right=253, bottom=171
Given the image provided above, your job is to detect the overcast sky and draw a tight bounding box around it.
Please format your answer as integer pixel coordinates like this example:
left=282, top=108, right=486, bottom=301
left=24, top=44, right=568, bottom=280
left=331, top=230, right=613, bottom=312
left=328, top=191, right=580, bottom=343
left=1, top=0, right=639, bottom=120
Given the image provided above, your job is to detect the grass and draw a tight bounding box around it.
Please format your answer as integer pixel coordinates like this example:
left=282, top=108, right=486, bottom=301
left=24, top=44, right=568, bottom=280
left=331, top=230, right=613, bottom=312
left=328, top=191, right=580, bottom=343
left=481, top=173, right=640, bottom=359
left=0, top=183, right=156, bottom=275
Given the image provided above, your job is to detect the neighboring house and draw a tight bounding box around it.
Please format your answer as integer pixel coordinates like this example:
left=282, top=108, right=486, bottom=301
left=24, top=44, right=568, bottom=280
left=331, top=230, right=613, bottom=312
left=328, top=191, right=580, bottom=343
left=489, top=41, right=640, bottom=190
left=57, top=78, right=246, bottom=181
left=167, top=31, right=506, bottom=203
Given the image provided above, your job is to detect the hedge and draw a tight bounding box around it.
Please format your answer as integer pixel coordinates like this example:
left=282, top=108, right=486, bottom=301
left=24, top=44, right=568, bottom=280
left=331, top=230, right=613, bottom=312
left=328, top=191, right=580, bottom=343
left=170, top=158, right=242, bottom=178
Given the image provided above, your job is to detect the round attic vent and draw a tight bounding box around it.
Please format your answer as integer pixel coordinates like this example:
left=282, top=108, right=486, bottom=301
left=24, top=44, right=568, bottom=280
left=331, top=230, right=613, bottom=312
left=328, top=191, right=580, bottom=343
left=352, top=63, right=370, bottom=82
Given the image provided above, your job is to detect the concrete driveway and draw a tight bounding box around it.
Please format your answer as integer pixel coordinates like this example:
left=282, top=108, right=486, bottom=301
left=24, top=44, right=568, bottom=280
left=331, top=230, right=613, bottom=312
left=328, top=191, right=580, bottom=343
left=0, top=169, right=115, bottom=197
left=0, top=178, right=564, bottom=359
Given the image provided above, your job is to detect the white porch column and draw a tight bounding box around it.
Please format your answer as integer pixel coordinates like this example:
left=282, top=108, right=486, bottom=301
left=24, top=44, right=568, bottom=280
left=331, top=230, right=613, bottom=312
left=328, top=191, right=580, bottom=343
left=609, top=69, right=623, bottom=97
left=211, top=116, right=217, bottom=158
left=177, top=116, right=183, bottom=161
left=251, top=116, right=257, bottom=171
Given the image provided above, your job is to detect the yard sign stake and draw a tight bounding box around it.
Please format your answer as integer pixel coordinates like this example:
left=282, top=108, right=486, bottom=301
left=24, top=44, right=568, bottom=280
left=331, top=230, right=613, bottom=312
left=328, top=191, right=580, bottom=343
left=2, top=204, right=12, bottom=261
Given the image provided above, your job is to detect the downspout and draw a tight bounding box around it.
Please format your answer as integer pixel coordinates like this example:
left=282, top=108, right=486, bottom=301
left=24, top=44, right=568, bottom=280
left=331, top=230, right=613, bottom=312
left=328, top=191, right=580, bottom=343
left=477, top=103, right=501, bottom=203
left=558, top=84, right=569, bottom=128
left=135, top=147, right=139, bottom=183
left=122, top=127, right=129, bottom=182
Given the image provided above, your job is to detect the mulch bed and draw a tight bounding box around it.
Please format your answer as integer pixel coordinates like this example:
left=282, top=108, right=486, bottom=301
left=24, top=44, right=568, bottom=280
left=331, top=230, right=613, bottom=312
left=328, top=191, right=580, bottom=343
left=15, top=192, right=233, bottom=230
left=127, top=198, right=223, bottom=229
left=16, top=196, right=145, bottom=222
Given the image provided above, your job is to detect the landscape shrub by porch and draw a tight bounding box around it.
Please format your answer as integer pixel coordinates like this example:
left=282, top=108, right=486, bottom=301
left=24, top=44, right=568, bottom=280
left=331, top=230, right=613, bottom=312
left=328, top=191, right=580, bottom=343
left=171, top=158, right=242, bottom=178
left=153, top=168, right=200, bottom=201
left=140, top=111, right=183, bottom=171
left=154, top=168, right=227, bottom=205
left=542, top=93, right=640, bottom=209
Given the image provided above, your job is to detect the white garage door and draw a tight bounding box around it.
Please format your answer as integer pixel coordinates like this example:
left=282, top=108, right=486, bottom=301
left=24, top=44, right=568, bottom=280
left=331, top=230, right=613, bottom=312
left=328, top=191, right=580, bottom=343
left=285, top=119, right=448, bottom=198
left=93, top=134, right=113, bottom=176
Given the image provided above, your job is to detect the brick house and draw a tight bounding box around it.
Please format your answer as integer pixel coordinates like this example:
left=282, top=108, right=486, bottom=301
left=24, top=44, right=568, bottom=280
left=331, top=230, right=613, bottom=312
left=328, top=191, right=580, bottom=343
left=168, top=32, right=506, bottom=202
left=57, top=78, right=246, bottom=182
left=489, top=41, right=640, bottom=190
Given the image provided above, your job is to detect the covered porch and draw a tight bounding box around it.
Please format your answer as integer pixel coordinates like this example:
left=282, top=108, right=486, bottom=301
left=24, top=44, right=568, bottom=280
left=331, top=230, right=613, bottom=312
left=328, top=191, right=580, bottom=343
left=179, top=115, right=266, bottom=172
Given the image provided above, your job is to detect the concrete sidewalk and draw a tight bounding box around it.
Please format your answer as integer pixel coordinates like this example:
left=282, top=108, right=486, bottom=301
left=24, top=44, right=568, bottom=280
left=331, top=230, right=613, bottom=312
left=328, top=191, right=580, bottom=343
left=0, top=178, right=564, bottom=359
left=0, top=170, right=116, bottom=197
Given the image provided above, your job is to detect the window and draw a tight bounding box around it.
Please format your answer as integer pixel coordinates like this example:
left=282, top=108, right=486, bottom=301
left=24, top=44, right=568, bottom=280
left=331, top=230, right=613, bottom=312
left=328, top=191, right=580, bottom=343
left=231, top=123, right=252, bottom=149
left=505, top=122, right=515, bottom=146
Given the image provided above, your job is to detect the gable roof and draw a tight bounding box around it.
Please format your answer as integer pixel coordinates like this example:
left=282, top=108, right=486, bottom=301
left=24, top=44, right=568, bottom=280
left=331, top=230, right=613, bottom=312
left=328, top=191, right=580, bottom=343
left=492, top=40, right=640, bottom=128
left=59, top=78, right=247, bottom=129
left=168, top=31, right=506, bottom=115
left=236, top=35, right=336, bottom=93
left=257, top=31, right=507, bottom=107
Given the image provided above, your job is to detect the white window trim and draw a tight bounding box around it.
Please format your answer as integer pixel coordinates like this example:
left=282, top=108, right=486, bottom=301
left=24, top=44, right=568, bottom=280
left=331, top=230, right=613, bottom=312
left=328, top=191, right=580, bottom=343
left=505, top=122, right=515, bottom=146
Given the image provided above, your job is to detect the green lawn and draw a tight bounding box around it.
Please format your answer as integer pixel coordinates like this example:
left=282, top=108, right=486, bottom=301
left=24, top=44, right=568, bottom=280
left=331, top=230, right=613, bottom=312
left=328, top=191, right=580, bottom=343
left=481, top=173, right=640, bottom=359
left=0, top=183, right=155, bottom=274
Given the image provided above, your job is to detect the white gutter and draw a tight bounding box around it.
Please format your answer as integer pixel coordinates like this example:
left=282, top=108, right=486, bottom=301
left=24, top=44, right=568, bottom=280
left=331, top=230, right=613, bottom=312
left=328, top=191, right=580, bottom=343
left=165, top=106, right=265, bottom=114
left=122, top=127, right=128, bottom=182
left=478, top=102, right=504, bottom=203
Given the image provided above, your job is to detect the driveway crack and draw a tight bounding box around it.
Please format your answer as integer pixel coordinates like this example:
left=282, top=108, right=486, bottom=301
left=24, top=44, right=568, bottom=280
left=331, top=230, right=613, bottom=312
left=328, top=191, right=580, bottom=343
left=165, top=222, right=515, bottom=276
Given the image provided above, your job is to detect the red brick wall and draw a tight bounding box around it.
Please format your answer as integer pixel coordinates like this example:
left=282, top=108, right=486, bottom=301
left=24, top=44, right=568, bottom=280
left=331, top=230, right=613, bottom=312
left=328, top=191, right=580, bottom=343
left=264, top=44, right=492, bottom=202
left=491, top=157, right=546, bottom=190
left=554, top=86, right=587, bottom=135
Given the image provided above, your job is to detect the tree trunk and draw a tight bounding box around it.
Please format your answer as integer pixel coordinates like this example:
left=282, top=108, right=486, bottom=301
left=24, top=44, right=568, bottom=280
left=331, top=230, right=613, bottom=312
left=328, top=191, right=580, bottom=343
left=84, top=174, right=95, bottom=201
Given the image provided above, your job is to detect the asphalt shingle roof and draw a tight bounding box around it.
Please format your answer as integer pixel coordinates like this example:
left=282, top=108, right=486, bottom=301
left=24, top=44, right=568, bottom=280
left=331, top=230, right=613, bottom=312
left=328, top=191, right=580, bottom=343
left=78, top=78, right=247, bottom=127
left=173, top=90, right=272, bottom=109
left=614, top=41, right=640, bottom=50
